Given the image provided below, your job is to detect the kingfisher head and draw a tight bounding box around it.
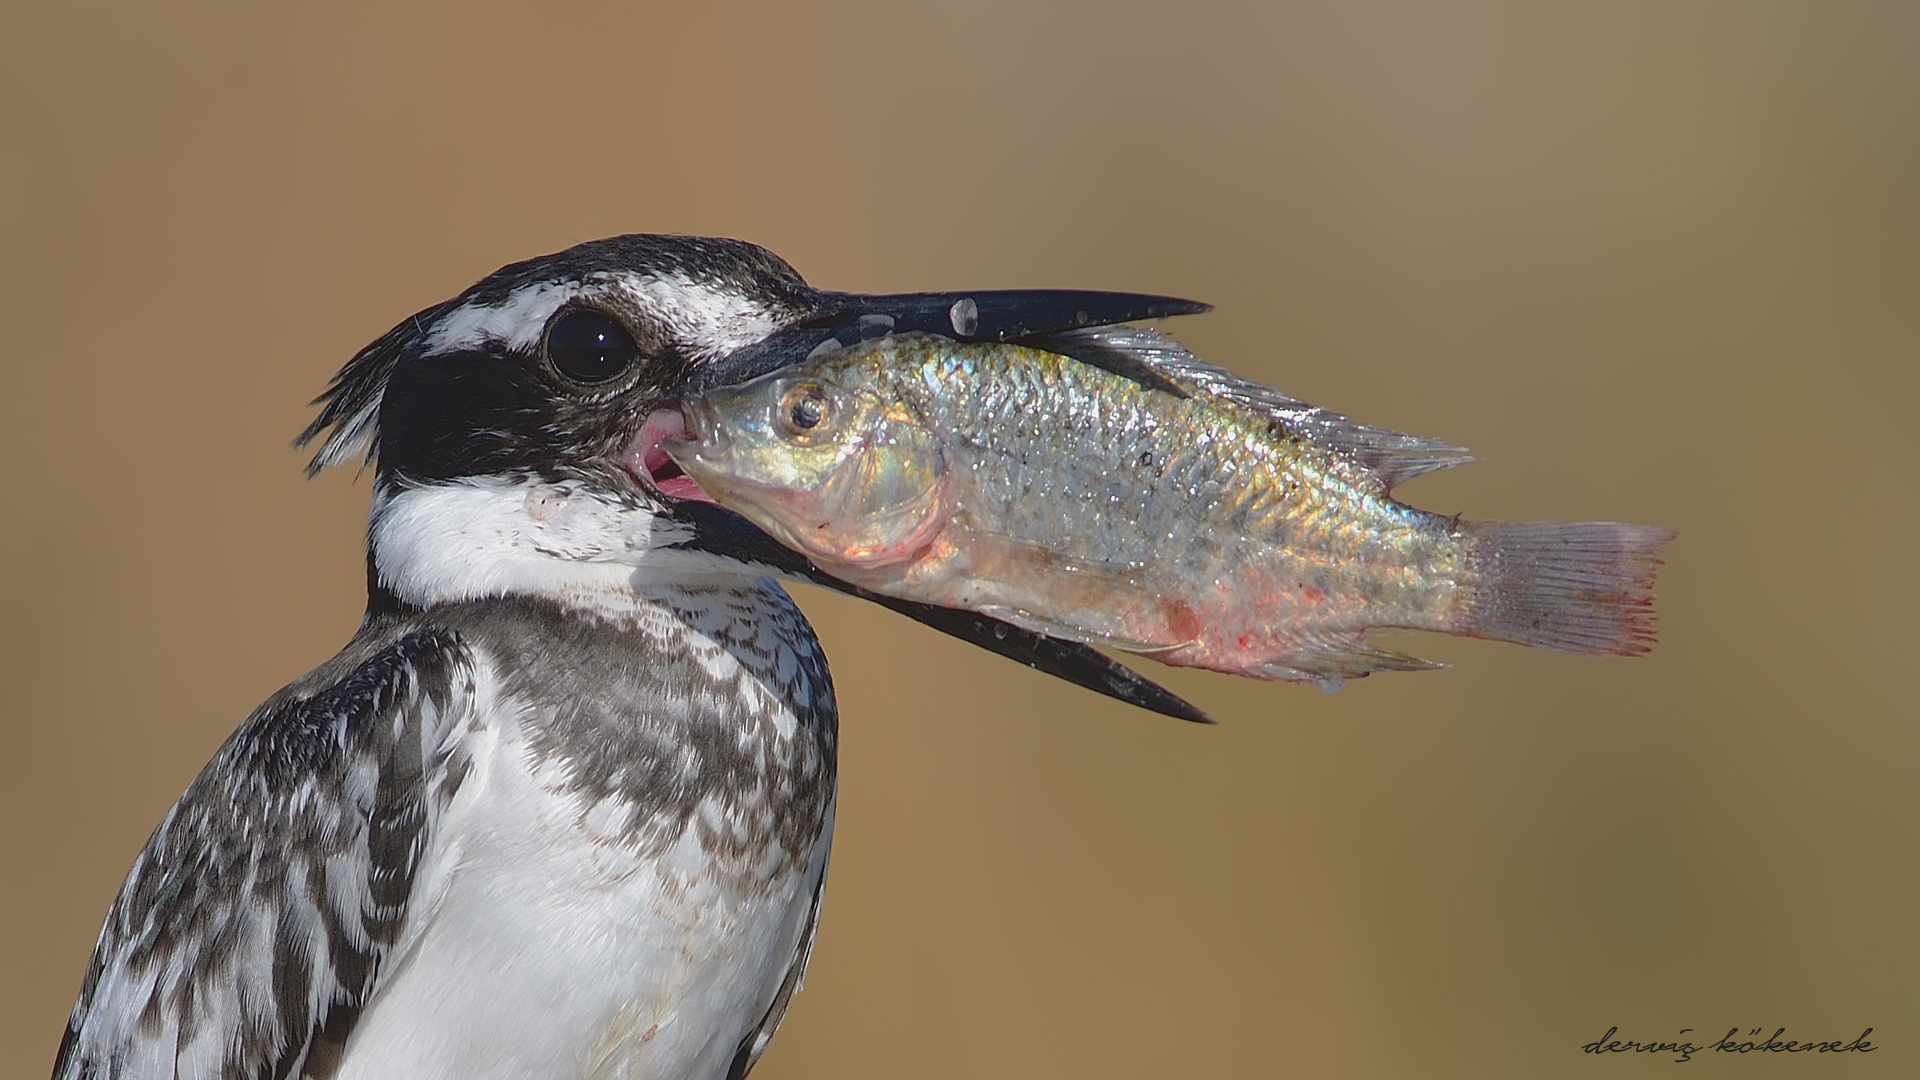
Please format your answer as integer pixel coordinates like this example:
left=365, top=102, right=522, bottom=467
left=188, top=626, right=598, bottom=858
left=296, top=235, right=809, bottom=610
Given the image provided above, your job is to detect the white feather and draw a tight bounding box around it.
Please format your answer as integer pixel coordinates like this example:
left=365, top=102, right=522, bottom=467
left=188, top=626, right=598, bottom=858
left=423, top=280, right=577, bottom=356
left=370, top=479, right=695, bottom=611
left=612, top=274, right=782, bottom=360
left=370, top=478, right=820, bottom=624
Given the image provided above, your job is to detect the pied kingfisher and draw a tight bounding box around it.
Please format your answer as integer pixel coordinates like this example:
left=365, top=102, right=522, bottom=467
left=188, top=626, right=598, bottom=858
left=54, top=235, right=1207, bottom=1079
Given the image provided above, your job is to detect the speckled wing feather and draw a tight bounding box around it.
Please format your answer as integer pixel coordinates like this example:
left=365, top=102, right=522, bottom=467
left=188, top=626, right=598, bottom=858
left=54, top=630, right=477, bottom=1080
left=1049, top=325, right=1474, bottom=489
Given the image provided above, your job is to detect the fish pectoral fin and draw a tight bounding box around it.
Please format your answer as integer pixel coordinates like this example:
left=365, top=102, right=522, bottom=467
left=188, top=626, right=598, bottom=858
left=974, top=605, right=1173, bottom=654
left=956, top=525, right=1174, bottom=651
left=1260, top=634, right=1448, bottom=687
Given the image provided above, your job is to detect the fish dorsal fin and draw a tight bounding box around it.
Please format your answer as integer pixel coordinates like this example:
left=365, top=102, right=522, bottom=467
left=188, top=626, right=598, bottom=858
left=1048, top=326, right=1474, bottom=491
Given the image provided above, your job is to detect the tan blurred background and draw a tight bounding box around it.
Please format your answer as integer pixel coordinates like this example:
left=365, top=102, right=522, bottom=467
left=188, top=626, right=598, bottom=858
left=3, top=1, right=1915, bottom=1077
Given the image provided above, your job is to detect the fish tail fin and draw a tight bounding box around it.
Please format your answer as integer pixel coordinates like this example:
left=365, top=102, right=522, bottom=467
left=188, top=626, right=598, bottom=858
left=1459, top=520, right=1675, bottom=655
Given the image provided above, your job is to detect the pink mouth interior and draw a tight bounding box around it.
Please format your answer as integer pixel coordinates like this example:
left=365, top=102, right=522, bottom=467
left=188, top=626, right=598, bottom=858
left=626, top=408, right=715, bottom=504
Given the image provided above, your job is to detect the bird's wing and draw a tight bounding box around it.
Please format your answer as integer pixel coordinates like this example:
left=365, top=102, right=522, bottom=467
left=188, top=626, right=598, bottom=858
left=54, top=627, right=478, bottom=1080
left=726, top=860, right=830, bottom=1080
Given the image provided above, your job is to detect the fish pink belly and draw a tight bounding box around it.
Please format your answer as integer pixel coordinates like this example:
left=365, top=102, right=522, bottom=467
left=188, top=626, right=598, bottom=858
left=1125, top=567, right=1397, bottom=679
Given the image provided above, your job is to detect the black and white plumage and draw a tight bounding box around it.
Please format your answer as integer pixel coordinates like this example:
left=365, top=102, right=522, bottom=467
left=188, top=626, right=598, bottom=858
left=54, top=235, right=1208, bottom=1079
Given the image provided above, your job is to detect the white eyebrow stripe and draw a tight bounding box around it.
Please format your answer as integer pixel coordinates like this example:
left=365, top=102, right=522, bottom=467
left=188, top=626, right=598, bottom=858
left=420, top=274, right=783, bottom=361
left=422, top=280, right=580, bottom=357
left=614, top=275, right=782, bottom=361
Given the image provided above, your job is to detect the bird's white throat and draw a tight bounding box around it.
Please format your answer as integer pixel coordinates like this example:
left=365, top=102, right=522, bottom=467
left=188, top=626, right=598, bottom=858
left=369, top=478, right=707, bottom=612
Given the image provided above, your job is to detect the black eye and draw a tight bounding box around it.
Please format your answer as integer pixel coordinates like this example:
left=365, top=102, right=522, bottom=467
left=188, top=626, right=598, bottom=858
left=790, top=396, right=824, bottom=430
left=546, top=308, right=639, bottom=385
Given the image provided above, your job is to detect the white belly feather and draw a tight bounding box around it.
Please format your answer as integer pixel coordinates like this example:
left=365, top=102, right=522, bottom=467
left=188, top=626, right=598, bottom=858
left=337, top=698, right=831, bottom=1080
left=332, top=622, right=833, bottom=1076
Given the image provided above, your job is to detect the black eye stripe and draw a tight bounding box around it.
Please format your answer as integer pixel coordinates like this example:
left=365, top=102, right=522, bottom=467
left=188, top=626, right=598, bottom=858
left=546, top=308, right=639, bottom=385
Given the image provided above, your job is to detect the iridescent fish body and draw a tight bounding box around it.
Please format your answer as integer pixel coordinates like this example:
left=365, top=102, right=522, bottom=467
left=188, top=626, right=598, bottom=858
left=661, top=328, right=1672, bottom=686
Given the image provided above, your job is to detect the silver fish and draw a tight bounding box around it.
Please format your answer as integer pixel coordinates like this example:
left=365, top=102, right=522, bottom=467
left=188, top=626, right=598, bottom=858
left=659, top=328, right=1672, bottom=687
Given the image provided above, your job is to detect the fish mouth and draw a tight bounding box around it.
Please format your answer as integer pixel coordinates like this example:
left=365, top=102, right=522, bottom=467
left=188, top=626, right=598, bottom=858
left=624, top=406, right=715, bottom=504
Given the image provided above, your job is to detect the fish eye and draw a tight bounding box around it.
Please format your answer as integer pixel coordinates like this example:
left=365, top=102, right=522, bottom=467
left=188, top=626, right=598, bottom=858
left=545, top=308, right=639, bottom=386
left=777, top=383, right=833, bottom=441
left=789, top=396, right=824, bottom=430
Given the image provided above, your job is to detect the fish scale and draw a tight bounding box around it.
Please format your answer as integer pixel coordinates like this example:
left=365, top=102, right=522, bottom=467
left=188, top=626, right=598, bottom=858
left=915, top=340, right=1453, bottom=631
left=666, top=330, right=1672, bottom=686
left=959, top=350, right=1261, bottom=568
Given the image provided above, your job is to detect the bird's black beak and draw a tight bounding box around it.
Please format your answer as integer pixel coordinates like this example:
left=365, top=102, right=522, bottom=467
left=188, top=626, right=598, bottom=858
left=659, top=286, right=1216, bottom=725
left=667, top=287, right=1211, bottom=397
